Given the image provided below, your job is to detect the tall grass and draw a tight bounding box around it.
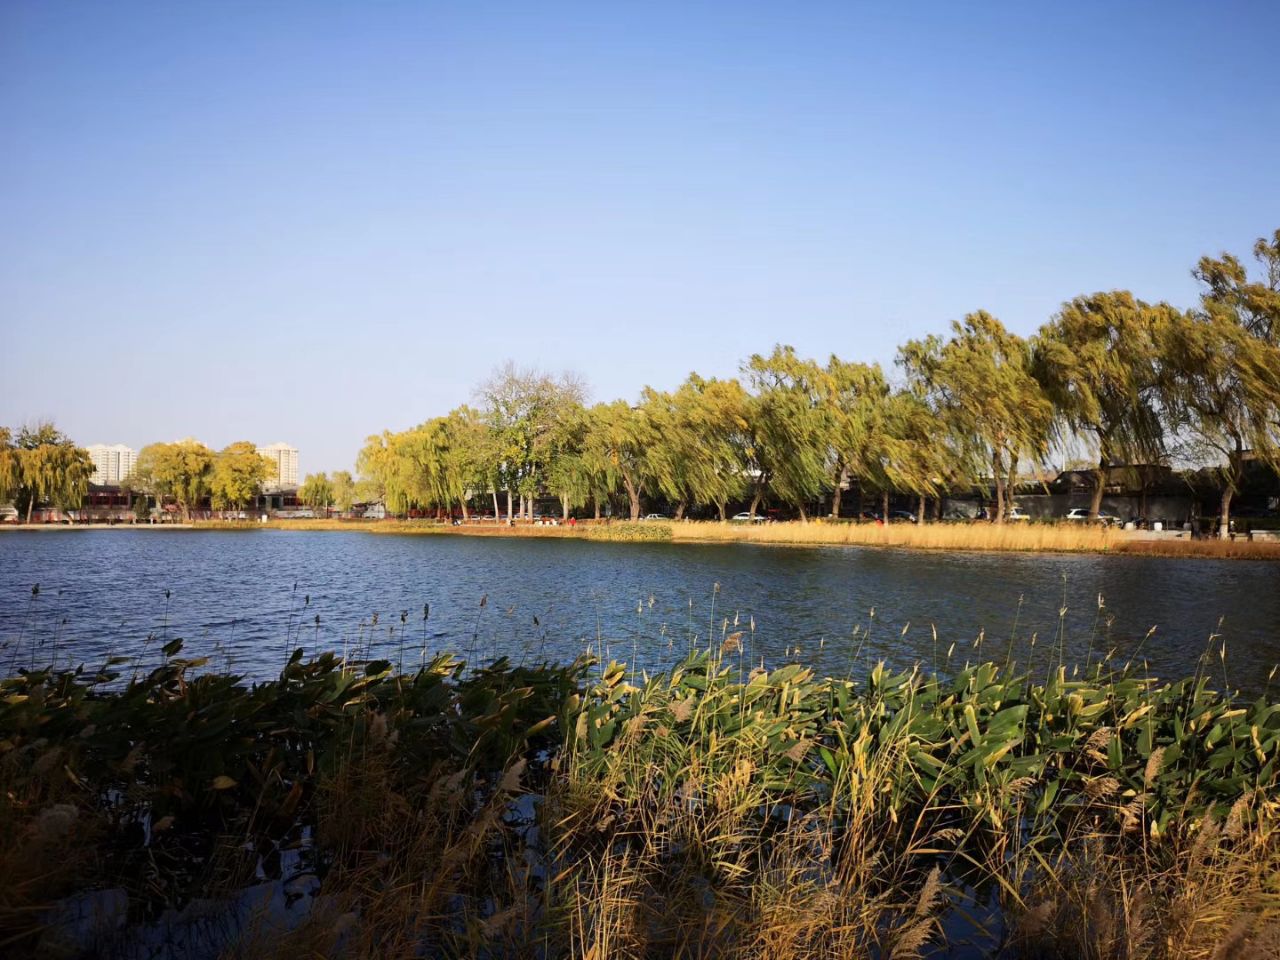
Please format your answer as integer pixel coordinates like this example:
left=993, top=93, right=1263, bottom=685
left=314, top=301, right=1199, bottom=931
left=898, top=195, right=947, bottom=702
left=182, top=517, right=1280, bottom=559
left=3, top=637, right=1278, bottom=957
left=673, top=519, right=1118, bottom=552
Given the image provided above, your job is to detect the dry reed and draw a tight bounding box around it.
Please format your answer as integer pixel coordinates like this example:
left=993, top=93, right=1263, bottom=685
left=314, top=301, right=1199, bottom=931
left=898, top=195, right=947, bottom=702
left=190, top=517, right=1280, bottom=559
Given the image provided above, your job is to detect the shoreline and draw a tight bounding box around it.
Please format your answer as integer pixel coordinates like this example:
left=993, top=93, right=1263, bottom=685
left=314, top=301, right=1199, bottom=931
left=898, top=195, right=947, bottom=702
left=5, top=516, right=1279, bottom=560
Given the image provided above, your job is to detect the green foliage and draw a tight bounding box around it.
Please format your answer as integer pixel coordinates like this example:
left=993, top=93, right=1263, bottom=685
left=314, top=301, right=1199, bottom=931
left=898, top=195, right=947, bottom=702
left=299, top=471, right=335, bottom=511
left=583, top=520, right=673, bottom=542
left=133, top=440, right=215, bottom=520
left=0, top=422, right=94, bottom=521
left=347, top=230, right=1280, bottom=528
left=210, top=441, right=272, bottom=510
left=742, top=346, right=833, bottom=518
left=3, top=644, right=1277, bottom=955
left=1034, top=292, right=1172, bottom=517
left=1160, top=235, right=1280, bottom=536
left=900, top=312, right=1053, bottom=521
left=0, top=647, right=585, bottom=919
left=330, top=469, right=356, bottom=513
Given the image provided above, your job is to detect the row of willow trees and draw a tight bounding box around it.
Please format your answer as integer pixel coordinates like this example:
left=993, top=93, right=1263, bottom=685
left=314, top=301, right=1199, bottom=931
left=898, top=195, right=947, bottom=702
left=360, top=229, right=1276, bottom=536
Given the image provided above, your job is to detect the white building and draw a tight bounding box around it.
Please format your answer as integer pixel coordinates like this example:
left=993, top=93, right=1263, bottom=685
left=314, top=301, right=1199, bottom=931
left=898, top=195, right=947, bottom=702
left=260, top=442, right=299, bottom=489
left=86, top=444, right=137, bottom=486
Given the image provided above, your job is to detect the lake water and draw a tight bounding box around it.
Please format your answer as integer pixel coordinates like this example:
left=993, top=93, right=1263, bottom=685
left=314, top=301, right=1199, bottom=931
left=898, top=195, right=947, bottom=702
left=1, top=530, right=1277, bottom=694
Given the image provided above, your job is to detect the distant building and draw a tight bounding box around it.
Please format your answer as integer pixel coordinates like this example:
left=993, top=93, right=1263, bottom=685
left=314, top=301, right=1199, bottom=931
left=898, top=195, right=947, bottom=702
left=260, top=442, right=299, bottom=489
left=86, top=444, right=137, bottom=485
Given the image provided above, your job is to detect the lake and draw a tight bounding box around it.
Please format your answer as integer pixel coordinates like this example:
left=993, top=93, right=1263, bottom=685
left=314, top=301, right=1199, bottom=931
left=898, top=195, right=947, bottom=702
left=1, top=529, right=1277, bottom=693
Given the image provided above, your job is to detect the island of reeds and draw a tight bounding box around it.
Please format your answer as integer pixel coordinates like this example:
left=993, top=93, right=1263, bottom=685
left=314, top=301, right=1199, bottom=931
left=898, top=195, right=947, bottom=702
left=4, top=639, right=1279, bottom=958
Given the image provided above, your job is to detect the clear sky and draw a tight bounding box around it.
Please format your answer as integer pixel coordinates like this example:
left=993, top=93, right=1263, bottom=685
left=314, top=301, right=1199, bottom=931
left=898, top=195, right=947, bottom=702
left=2, top=1, right=1278, bottom=475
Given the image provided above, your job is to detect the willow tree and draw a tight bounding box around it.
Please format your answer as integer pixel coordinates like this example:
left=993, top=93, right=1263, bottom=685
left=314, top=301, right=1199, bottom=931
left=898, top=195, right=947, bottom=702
left=360, top=409, right=486, bottom=520
left=1161, top=232, right=1280, bottom=537
left=1191, top=228, right=1280, bottom=342
left=643, top=376, right=749, bottom=520
left=134, top=440, right=215, bottom=521
left=582, top=400, right=654, bottom=521
left=356, top=431, right=412, bottom=516
left=744, top=346, right=832, bottom=521
left=211, top=442, right=272, bottom=511
left=5, top=423, right=93, bottom=522
left=824, top=358, right=891, bottom=519
left=1034, top=292, right=1170, bottom=519
left=881, top=389, right=957, bottom=523
left=542, top=402, right=593, bottom=520
left=900, top=312, right=1053, bottom=522
left=298, top=472, right=335, bottom=514
left=331, top=470, right=356, bottom=514
left=0, top=427, right=19, bottom=506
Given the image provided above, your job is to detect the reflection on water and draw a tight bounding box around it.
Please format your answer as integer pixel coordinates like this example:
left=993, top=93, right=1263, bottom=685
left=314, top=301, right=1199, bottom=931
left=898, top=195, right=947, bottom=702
left=1, top=530, right=1277, bottom=694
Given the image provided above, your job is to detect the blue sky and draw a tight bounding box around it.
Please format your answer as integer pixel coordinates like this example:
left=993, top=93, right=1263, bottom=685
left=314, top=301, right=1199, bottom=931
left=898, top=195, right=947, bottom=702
left=2, top=1, right=1277, bottom=474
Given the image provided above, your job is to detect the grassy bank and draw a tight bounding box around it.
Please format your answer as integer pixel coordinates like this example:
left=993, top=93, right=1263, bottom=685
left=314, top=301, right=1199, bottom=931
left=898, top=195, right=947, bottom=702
left=193, top=516, right=1280, bottom=559
left=3, top=643, right=1278, bottom=958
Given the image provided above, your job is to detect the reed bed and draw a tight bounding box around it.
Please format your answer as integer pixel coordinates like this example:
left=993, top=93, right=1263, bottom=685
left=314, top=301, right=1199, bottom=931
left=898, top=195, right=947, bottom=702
left=1111, top=537, right=1280, bottom=560
left=187, top=517, right=1280, bottom=559
left=673, top=519, right=1118, bottom=553
left=3, top=639, right=1278, bottom=958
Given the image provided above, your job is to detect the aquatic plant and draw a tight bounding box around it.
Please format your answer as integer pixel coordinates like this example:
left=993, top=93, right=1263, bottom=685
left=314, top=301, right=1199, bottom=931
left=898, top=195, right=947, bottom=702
left=2, top=642, right=1277, bottom=957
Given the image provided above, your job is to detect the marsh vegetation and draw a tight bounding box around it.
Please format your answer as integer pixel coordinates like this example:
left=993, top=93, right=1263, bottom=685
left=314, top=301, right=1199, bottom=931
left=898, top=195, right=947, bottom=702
left=3, top=627, right=1279, bottom=958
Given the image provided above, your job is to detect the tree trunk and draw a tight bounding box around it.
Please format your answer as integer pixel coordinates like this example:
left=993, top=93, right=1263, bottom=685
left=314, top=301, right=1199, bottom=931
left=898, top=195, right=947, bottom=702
left=561, top=494, right=570, bottom=520
left=797, top=503, right=808, bottom=523
left=1220, top=444, right=1246, bottom=539
left=491, top=490, right=499, bottom=519
left=749, top=486, right=764, bottom=520
left=624, top=476, right=641, bottom=521
left=881, top=490, right=890, bottom=522
left=830, top=465, right=846, bottom=518
left=716, top=500, right=727, bottom=522
left=460, top=498, right=469, bottom=521
left=918, top=494, right=926, bottom=524
left=674, top=501, right=686, bottom=521
left=593, top=498, right=601, bottom=521
left=992, top=450, right=1005, bottom=523
left=506, top=489, right=513, bottom=523
left=1006, top=454, right=1019, bottom=518
left=25, top=495, right=34, bottom=524
left=1089, top=453, right=1107, bottom=521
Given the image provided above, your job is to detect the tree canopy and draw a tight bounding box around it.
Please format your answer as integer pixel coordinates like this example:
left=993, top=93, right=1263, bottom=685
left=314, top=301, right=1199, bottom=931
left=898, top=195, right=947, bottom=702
left=0, top=423, right=93, bottom=522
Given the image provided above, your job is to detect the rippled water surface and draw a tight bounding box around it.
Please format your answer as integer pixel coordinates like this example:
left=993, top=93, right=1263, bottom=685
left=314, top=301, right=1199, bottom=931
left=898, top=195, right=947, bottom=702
left=1, top=529, right=1277, bottom=692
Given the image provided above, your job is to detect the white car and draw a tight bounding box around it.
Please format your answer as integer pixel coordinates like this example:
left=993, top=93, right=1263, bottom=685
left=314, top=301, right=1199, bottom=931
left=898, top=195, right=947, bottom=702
left=1066, top=508, right=1115, bottom=525
left=641, top=513, right=669, bottom=521
left=731, top=512, right=767, bottom=523
left=1008, top=507, right=1030, bottom=521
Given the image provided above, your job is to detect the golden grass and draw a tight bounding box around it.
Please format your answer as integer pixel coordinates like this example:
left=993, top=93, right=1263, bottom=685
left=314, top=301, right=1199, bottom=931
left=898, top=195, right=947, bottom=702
left=1111, top=537, right=1280, bottom=560
left=190, top=516, right=1280, bottom=559
left=672, top=519, right=1117, bottom=553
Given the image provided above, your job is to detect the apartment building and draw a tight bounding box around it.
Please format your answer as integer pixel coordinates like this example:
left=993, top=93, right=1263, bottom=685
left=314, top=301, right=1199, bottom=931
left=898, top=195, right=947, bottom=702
left=85, top=443, right=138, bottom=486
left=260, top=442, right=299, bottom=489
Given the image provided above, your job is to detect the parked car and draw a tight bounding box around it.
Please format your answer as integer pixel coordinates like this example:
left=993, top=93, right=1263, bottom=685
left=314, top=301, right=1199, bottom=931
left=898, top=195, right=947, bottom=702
left=859, top=510, right=883, bottom=522
left=642, top=513, right=669, bottom=521
left=1065, top=508, right=1116, bottom=525
left=1007, top=507, right=1030, bottom=521
left=731, top=512, right=767, bottom=523
left=888, top=510, right=918, bottom=523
